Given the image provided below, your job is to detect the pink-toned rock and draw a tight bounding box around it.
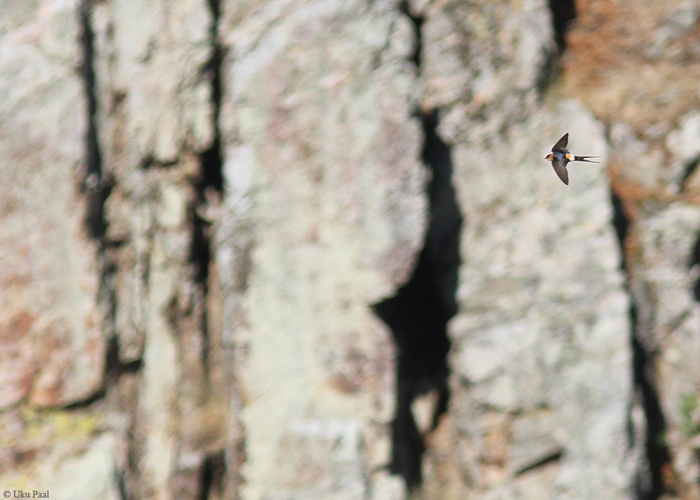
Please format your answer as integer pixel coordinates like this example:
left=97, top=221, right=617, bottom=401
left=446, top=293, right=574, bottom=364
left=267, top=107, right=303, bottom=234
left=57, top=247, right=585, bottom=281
left=0, top=0, right=105, bottom=410
left=0, top=312, right=38, bottom=408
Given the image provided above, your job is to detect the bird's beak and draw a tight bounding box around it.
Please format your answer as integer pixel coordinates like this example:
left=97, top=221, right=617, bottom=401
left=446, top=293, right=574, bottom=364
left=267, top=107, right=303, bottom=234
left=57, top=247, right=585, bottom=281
left=544, top=155, right=549, bottom=160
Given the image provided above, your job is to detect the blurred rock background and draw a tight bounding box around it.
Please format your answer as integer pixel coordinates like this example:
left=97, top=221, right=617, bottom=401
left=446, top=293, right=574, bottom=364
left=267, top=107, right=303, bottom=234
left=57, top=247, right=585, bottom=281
left=1, top=0, right=700, bottom=499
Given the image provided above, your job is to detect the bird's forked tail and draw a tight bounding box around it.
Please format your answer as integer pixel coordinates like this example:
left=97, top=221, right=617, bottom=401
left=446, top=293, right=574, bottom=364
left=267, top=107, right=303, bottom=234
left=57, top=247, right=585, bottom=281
left=573, top=155, right=599, bottom=163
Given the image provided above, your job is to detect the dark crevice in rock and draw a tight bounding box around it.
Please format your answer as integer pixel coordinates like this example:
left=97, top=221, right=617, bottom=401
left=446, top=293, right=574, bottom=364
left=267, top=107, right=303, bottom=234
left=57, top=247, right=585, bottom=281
left=125, top=424, right=140, bottom=500
left=400, top=1, right=423, bottom=67
left=679, top=155, right=700, bottom=192
left=688, top=232, right=700, bottom=301
left=79, top=0, right=125, bottom=410
left=199, top=452, right=225, bottom=500
left=548, top=0, right=577, bottom=53
left=190, top=207, right=214, bottom=293
left=139, top=155, right=156, bottom=170
left=65, top=335, right=143, bottom=411
left=538, top=0, right=577, bottom=95
left=513, top=450, right=563, bottom=476
left=610, top=191, right=630, bottom=270
left=105, top=333, right=143, bottom=378
left=189, top=201, right=214, bottom=379
left=372, top=6, right=462, bottom=490
left=115, top=466, right=128, bottom=500
left=62, top=388, right=107, bottom=410
left=610, top=190, right=672, bottom=500
left=632, top=334, right=672, bottom=500
left=80, top=0, right=109, bottom=240
left=191, top=0, right=225, bottom=381
left=138, top=155, right=178, bottom=170
left=373, top=109, right=462, bottom=490
left=188, top=4, right=227, bottom=497
left=200, top=0, right=224, bottom=194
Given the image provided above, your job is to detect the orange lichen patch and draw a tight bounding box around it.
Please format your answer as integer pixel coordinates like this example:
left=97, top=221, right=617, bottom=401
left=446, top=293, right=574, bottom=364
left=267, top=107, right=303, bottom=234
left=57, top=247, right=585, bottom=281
left=566, top=0, right=642, bottom=70
left=422, top=414, right=469, bottom=500
left=479, top=411, right=512, bottom=486
left=567, top=0, right=685, bottom=72
left=563, top=0, right=700, bottom=132
left=566, top=63, right=700, bottom=133
left=609, top=164, right=700, bottom=207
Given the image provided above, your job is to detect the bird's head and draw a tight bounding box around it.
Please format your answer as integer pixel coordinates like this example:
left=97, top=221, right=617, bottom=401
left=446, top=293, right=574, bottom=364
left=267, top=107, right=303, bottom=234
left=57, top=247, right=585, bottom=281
left=544, top=153, right=553, bottom=161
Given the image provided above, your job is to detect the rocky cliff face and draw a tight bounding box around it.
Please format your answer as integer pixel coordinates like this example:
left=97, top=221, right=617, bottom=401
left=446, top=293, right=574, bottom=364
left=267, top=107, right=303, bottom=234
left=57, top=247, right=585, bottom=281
left=1, top=0, right=700, bottom=499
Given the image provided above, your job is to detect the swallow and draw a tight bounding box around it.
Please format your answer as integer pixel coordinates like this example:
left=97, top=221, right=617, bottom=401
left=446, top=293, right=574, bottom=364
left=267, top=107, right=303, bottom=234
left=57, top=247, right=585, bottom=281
left=544, top=133, right=599, bottom=185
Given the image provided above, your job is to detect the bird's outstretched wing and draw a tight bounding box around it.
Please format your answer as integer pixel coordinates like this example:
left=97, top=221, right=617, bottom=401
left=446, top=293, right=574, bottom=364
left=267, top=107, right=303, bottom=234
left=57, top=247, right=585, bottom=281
left=552, top=133, right=568, bottom=151
left=552, top=160, right=569, bottom=185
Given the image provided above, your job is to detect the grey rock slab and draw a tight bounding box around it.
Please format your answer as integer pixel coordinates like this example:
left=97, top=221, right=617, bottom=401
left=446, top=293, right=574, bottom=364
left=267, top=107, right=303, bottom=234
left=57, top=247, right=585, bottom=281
left=130, top=171, right=199, bottom=499
left=447, top=102, right=631, bottom=500
left=91, top=0, right=215, bottom=370
left=631, top=202, right=700, bottom=493
left=510, top=410, right=563, bottom=474
left=218, top=0, right=424, bottom=497
left=91, top=0, right=214, bottom=169
left=666, top=112, right=700, bottom=165
left=421, top=0, right=632, bottom=497
left=50, top=434, right=122, bottom=500
left=610, top=122, right=667, bottom=190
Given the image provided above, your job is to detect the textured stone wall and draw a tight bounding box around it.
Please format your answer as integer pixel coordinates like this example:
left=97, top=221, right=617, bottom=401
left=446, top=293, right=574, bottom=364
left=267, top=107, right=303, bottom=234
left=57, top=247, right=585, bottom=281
left=1, top=0, right=700, bottom=499
left=418, top=1, right=632, bottom=498
left=0, top=0, right=102, bottom=411
left=565, top=1, right=700, bottom=498
left=217, top=1, right=426, bottom=497
left=0, top=0, right=110, bottom=493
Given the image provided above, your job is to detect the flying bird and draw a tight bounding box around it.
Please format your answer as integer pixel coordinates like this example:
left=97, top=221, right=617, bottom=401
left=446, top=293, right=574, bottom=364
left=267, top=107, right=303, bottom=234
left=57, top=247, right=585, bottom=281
left=544, top=133, right=599, bottom=185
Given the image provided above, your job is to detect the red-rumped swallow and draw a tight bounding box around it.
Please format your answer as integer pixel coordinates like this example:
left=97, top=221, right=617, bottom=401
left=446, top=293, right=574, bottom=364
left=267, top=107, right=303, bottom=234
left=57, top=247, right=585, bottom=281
left=544, top=133, right=599, bottom=185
